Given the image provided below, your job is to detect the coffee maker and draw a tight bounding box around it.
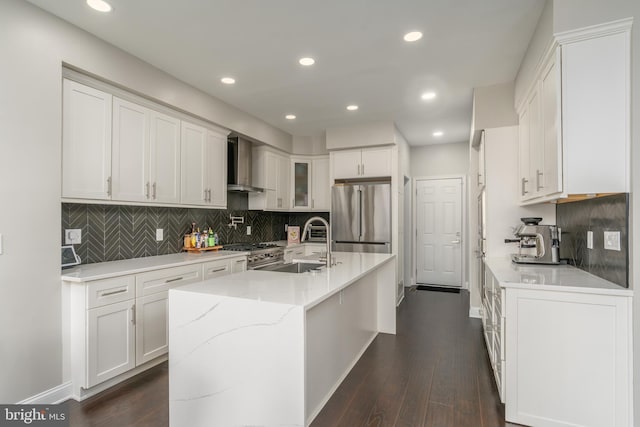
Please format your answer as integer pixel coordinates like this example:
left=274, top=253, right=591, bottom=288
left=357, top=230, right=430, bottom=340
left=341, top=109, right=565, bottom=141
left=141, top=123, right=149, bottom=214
left=507, top=218, right=560, bottom=265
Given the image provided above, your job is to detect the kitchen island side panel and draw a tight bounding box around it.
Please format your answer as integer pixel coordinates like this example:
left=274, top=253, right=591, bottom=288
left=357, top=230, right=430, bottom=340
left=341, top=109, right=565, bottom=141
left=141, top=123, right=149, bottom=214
left=169, top=290, right=305, bottom=427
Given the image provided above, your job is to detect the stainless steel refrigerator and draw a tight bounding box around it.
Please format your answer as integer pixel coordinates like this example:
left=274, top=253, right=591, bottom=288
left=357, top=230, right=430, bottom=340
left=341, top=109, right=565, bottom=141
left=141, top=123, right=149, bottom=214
left=331, top=182, right=391, bottom=253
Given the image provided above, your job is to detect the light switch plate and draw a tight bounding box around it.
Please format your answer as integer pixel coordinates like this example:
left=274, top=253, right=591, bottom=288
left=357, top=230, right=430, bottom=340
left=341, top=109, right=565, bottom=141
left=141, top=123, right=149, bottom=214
left=65, top=229, right=82, bottom=245
left=587, top=231, right=593, bottom=249
left=604, top=231, right=621, bottom=251
left=246, top=226, right=252, bottom=235
left=156, top=228, right=164, bottom=241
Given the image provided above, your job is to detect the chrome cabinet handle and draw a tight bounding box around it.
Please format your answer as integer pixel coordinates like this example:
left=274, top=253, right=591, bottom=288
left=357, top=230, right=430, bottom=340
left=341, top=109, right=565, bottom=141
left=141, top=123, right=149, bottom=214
left=146, top=182, right=150, bottom=199
left=209, top=267, right=226, bottom=273
left=107, top=176, right=112, bottom=197
left=312, top=199, right=315, bottom=209
left=536, top=170, right=543, bottom=191
left=165, top=276, right=184, bottom=283
left=208, top=189, right=212, bottom=203
left=203, top=189, right=208, bottom=202
left=131, top=304, right=136, bottom=325
left=451, top=240, right=461, bottom=244
left=100, top=288, right=127, bottom=297
left=152, top=182, right=157, bottom=200
left=362, top=164, right=364, bottom=175
left=521, top=177, right=528, bottom=195
left=477, top=173, right=482, bottom=186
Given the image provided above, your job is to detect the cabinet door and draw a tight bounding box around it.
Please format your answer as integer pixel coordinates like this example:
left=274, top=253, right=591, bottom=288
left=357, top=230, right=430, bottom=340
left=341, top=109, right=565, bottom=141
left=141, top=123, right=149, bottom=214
left=361, top=147, right=392, bottom=178
left=112, top=97, right=149, bottom=202
left=291, top=158, right=312, bottom=210
left=478, top=131, right=486, bottom=188
left=62, top=79, right=112, bottom=200
left=518, top=108, right=531, bottom=201
left=149, top=111, right=181, bottom=203
left=332, top=150, right=362, bottom=179
left=87, top=299, right=135, bottom=387
left=312, top=157, right=330, bottom=210
left=136, top=291, right=168, bottom=365
left=527, top=88, right=543, bottom=198
left=206, top=130, right=227, bottom=208
left=277, top=154, right=290, bottom=210
left=230, top=257, right=247, bottom=274
left=180, top=121, right=207, bottom=205
left=541, top=57, right=562, bottom=196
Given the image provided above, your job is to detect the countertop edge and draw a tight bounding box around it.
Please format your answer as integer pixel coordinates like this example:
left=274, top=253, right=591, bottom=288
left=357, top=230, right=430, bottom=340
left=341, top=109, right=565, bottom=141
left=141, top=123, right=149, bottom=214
left=61, top=251, right=250, bottom=282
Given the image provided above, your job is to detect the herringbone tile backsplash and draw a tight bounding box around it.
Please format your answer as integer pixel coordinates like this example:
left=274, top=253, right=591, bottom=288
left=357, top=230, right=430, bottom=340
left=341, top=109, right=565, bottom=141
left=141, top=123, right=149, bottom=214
left=62, top=203, right=328, bottom=265
left=556, top=193, right=629, bottom=287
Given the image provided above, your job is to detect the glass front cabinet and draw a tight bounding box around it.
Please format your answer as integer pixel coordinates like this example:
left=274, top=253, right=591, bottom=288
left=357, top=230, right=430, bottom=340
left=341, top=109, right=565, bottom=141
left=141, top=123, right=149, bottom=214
left=291, top=157, right=312, bottom=210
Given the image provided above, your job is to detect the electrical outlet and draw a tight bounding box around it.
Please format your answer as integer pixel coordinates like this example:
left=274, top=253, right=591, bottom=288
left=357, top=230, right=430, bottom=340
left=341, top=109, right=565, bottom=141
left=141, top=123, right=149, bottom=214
left=285, top=224, right=288, bottom=232
left=246, top=226, right=252, bottom=235
left=604, top=231, right=621, bottom=251
left=156, top=228, right=164, bottom=241
left=587, top=231, right=593, bottom=249
left=65, top=229, right=82, bottom=245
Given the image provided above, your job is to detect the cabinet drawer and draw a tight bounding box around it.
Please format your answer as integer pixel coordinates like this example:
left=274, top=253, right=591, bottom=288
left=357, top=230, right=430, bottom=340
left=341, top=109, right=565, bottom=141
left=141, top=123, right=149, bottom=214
left=87, top=275, right=135, bottom=309
left=203, top=259, right=231, bottom=279
left=136, top=265, right=202, bottom=297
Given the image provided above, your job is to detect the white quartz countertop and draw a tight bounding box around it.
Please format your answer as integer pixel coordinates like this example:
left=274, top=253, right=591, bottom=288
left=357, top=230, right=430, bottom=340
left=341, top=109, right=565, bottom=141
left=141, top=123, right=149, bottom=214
left=485, top=257, right=631, bottom=296
left=172, top=252, right=395, bottom=310
left=61, top=251, right=249, bottom=282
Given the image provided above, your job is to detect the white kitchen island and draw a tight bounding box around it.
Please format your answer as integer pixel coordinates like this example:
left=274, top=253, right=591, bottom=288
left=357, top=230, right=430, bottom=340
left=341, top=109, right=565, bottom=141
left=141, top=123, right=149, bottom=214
left=168, top=252, right=396, bottom=427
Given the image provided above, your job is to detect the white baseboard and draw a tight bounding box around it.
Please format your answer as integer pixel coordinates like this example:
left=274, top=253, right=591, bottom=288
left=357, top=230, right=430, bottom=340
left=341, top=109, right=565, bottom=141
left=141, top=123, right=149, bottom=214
left=18, top=382, right=72, bottom=404
left=469, top=306, right=481, bottom=318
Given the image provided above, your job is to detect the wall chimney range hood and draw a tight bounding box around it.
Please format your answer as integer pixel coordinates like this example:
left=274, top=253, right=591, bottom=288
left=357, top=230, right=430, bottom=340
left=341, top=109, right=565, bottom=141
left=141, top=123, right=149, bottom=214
left=227, top=136, right=264, bottom=193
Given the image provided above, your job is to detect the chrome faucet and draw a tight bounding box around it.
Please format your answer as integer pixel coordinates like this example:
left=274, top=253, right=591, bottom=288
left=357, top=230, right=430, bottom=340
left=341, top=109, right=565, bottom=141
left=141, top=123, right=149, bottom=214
left=301, top=216, right=332, bottom=268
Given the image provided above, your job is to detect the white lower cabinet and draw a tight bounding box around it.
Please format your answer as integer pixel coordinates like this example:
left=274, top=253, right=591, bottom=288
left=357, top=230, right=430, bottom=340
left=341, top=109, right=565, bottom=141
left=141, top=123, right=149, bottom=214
left=483, top=260, right=632, bottom=426
left=66, top=254, right=247, bottom=398
left=87, top=299, right=136, bottom=388
left=135, top=291, right=169, bottom=365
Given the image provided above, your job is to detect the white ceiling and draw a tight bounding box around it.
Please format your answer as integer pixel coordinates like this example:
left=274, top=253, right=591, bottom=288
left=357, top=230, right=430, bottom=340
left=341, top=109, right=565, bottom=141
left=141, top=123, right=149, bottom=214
left=27, top=0, right=545, bottom=146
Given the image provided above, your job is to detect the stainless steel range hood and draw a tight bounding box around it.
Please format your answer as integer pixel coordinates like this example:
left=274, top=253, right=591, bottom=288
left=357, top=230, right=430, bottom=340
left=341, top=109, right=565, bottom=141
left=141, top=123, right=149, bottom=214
left=227, top=136, right=264, bottom=193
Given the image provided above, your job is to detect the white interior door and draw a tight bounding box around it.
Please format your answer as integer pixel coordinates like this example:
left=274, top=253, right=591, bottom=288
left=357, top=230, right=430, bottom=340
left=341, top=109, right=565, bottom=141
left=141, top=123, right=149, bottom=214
left=416, top=178, right=462, bottom=287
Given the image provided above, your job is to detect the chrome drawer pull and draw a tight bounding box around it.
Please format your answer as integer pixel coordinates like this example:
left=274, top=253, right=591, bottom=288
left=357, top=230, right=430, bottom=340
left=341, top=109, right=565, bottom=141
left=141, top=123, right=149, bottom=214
left=210, top=267, right=227, bottom=273
left=165, top=276, right=184, bottom=283
left=100, top=288, right=127, bottom=297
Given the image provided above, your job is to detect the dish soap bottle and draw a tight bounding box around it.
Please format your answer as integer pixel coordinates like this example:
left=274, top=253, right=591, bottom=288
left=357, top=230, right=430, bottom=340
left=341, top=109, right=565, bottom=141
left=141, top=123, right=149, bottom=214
left=213, top=232, right=219, bottom=246
left=208, top=228, right=215, bottom=247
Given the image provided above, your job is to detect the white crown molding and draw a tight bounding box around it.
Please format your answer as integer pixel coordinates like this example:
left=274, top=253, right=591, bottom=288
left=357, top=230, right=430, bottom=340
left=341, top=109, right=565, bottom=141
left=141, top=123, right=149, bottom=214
left=555, top=17, right=633, bottom=45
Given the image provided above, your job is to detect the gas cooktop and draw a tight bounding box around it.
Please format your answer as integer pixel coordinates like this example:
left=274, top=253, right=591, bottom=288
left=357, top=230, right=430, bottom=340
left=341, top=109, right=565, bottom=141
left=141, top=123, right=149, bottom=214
left=223, top=243, right=281, bottom=252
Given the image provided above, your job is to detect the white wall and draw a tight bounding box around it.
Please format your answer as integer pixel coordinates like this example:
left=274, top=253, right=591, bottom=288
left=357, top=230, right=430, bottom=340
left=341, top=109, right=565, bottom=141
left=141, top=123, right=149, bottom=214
left=410, top=142, right=469, bottom=177
left=0, top=0, right=291, bottom=403
left=291, top=134, right=328, bottom=155
left=326, top=120, right=396, bottom=150
left=515, top=0, right=553, bottom=109
left=473, top=82, right=519, bottom=129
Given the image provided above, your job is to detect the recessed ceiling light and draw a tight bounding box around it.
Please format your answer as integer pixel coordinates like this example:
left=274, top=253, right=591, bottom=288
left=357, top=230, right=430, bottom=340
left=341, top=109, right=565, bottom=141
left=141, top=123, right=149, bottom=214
left=346, top=105, right=359, bottom=111
left=421, top=91, right=437, bottom=100
left=86, top=0, right=112, bottom=12
left=403, top=31, right=423, bottom=42
left=299, top=57, right=315, bottom=66
left=221, top=77, right=236, bottom=85
left=285, top=114, right=296, bottom=120
left=433, top=131, right=444, bottom=137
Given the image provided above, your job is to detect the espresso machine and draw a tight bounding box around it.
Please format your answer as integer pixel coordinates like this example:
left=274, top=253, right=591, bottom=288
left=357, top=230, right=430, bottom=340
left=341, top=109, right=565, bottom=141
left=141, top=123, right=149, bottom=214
left=507, top=218, right=560, bottom=265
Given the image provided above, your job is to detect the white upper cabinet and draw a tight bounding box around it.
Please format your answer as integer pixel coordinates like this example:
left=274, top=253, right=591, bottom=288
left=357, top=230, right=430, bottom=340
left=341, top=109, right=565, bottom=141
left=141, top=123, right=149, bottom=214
left=149, top=111, right=181, bottom=203
left=477, top=131, right=486, bottom=188
left=62, top=79, right=112, bottom=200
left=249, top=148, right=290, bottom=211
left=180, top=121, right=227, bottom=208
left=111, top=97, right=149, bottom=202
left=518, top=20, right=630, bottom=204
left=112, top=98, right=182, bottom=204
left=331, top=147, right=392, bottom=180
left=291, top=157, right=312, bottom=210
left=311, top=156, right=330, bottom=210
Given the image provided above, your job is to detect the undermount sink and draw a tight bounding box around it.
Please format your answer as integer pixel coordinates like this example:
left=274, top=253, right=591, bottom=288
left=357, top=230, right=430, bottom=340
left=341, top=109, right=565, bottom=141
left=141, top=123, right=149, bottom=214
left=262, top=262, right=325, bottom=274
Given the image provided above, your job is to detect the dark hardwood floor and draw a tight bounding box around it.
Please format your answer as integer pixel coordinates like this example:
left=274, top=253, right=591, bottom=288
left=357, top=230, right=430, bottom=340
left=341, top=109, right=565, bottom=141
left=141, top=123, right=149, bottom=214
left=67, top=288, right=515, bottom=427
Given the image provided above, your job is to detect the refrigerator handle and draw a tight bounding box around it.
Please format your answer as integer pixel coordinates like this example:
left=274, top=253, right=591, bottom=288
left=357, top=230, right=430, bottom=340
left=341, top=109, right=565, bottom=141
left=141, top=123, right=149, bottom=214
left=358, top=186, right=363, bottom=241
